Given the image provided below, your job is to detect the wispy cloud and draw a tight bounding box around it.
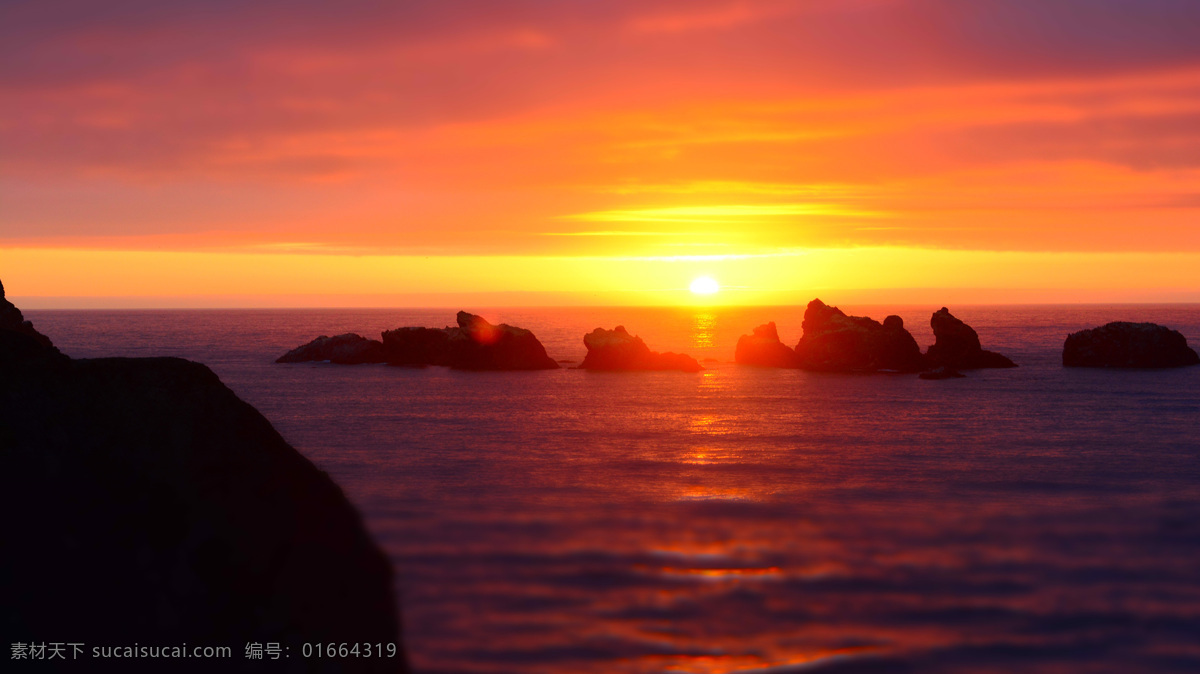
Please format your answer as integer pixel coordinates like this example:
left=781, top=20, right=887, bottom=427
left=626, top=1, right=798, bottom=35
left=561, top=204, right=890, bottom=223
left=607, top=250, right=808, bottom=262
left=539, top=231, right=696, bottom=236
left=593, top=181, right=869, bottom=197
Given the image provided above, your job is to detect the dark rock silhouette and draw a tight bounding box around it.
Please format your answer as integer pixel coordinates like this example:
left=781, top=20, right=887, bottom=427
left=442, top=311, right=559, bottom=370
left=284, top=311, right=558, bottom=370
left=1, top=282, right=407, bottom=673
left=925, top=307, right=1016, bottom=369
left=276, top=332, right=387, bottom=364
left=793, top=299, right=926, bottom=373
left=920, top=366, right=966, bottom=380
left=1063, top=322, right=1200, bottom=368
left=735, top=322, right=800, bottom=368
left=381, top=326, right=453, bottom=366
left=0, top=279, right=68, bottom=369
left=580, top=326, right=702, bottom=372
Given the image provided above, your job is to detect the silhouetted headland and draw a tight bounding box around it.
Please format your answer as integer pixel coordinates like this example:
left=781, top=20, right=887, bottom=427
left=1063, top=322, right=1200, bottom=368
left=0, top=279, right=68, bottom=369
left=1, top=280, right=407, bottom=672
left=280, top=311, right=557, bottom=370
left=580, top=326, right=702, bottom=372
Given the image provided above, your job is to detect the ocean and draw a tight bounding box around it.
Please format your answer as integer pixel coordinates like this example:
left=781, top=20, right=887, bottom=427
left=27, top=304, right=1200, bottom=674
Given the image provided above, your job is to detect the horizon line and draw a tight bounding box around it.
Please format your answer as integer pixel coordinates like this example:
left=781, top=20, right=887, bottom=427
left=14, top=288, right=1200, bottom=311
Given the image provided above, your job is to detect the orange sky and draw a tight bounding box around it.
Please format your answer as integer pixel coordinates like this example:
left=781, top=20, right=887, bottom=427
left=3, top=0, right=1200, bottom=306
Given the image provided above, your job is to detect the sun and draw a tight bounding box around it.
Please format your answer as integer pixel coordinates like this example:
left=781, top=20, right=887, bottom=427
left=689, top=276, right=720, bottom=295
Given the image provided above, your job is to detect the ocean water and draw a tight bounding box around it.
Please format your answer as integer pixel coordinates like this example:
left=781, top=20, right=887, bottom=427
left=27, top=304, right=1200, bottom=674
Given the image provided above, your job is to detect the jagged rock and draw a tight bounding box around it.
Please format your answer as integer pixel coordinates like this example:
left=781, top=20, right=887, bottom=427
left=735, top=322, right=800, bottom=368
left=0, top=279, right=68, bottom=369
left=580, top=326, right=702, bottom=372
left=443, top=311, right=558, bottom=370
left=920, top=366, right=966, bottom=380
left=793, top=299, right=926, bottom=373
left=925, top=307, right=1016, bottom=369
left=276, top=333, right=387, bottom=364
left=1063, top=322, right=1200, bottom=368
left=0, top=282, right=406, bottom=672
left=380, top=312, right=557, bottom=370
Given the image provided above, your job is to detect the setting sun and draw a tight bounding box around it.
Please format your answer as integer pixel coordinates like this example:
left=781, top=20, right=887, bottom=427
left=689, top=276, right=720, bottom=295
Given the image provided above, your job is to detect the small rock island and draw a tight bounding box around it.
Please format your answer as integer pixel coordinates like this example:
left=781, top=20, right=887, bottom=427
left=793, top=299, right=926, bottom=373
left=279, top=310, right=558, bottom=370
left=1063, top=322, right=1200, bottom=368
left=735, top=321, right=800, bottom=368
left=925, top=307, right=1016, bottom=370
left=277, top=332, right=388, bottom=364
left=580, top=326, right=703, bottom=372
left=735, top=301, right=1017, bottom=377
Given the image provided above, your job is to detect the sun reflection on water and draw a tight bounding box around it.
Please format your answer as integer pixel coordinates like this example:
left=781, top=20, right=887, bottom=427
left=642, top=649, right=889, bottom=674
left=687, top=413, right=730, bottom=436
left=697, top=370, right=727, bottom=395
left=692, top=312, right=716, bottom=350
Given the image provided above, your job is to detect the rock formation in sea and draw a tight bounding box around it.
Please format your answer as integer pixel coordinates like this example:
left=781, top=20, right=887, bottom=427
left=381, top=326, right=453, bottom=366
left=276, top=332, right=388, bottom=364
left=444, top=311, right=559, bottom=370
left=735, top=322, right=800, bottom=368
left=1063, top=322, right=1200, bottom=368
left=1, top=281, right=407, bottom=673
left=281, top=311, right=558, bottom=370
left=924, top=307, right=1017, bottom=369
left=580, top=325, right=703, bottom=372
left=381, top=311, right=558, bottom=370
left=793, top=299, right=926, bottom=373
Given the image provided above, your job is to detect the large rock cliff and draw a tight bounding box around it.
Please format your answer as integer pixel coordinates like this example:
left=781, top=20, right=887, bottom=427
left=0, top=281, right=407, bottom=673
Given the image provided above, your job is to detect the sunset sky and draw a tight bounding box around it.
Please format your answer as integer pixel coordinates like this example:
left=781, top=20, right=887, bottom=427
left=4, top=0, right=1200, bottom=306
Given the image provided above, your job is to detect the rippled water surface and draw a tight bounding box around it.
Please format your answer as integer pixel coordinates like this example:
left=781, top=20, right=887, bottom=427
left=29, top=305, right=1200, bottom=673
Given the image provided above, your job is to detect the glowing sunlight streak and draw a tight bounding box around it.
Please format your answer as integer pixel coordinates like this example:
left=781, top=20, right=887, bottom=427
left=596, top=181, right=868, bottom=197
left=563, top=204, right=891, bottom=223
left=539, top=231, right=697, bottom=237
left=691, top=312, right=717, bottom=347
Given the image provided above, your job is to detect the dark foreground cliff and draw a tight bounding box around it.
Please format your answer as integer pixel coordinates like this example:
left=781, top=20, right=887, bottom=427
left=0, top=281, right=406, bottom=673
